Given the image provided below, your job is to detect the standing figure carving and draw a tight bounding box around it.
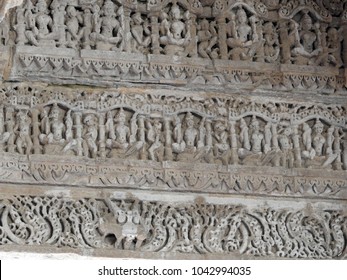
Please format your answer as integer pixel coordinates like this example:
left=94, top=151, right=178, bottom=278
left=14, top=110, right=32, bottom=155
left=129, top=12, right=151, bottom=54
left=197, top=19, right=218, bottom=59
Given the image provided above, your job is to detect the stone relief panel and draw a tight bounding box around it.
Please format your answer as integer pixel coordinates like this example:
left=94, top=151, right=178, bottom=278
left=0, top=84, right=345, bottom=199
left=1, top=0, right=344, bottom=93
left=0, top=195, right=346, bottom=259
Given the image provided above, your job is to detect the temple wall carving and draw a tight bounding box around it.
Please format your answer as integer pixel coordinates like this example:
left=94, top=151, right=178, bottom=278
left=0, top=0, right=346, bottom=259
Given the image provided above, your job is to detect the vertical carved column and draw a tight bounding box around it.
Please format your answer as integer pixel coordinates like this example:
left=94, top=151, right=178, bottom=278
left=188, top=14, right=198, bottom=57
left=123, top=7, right=132, bottom=52
left=217, top=17, right=228, bottom=59
left=342, top=132, right=347, bottom=170
left=279, top=21, right=290, bottom=64
left=31, top=108, right=41, bottom=154
left=98, top=113, right=106, bottom=158
left=74, top=112, right=83, bottom=156
left=164, top=117, right=172, bottom=160
left=138, top=115, right=146, bottom=160
left=150, top=14, right=160, bottom=55
left=292, top=125, right=302, bottom=168
left=229, top=120, right=238, bottom=165
left=333, top=128, right=342, bottom=170
left=271, top=124, right=280, bottom=167
left=5, top=106, right=15, bottom=153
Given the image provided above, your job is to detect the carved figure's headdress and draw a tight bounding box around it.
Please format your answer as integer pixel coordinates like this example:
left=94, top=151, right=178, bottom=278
left=314, top=119, right=324, bottom=130
left=115, top=108, right=126, bottom=122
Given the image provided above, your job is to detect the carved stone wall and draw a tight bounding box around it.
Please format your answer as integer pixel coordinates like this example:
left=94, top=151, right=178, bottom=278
left=0, top=0, right=346, bottom=259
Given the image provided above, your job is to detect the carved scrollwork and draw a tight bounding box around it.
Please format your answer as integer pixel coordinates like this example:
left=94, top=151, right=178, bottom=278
left=0, top=195, right=346, bottom=259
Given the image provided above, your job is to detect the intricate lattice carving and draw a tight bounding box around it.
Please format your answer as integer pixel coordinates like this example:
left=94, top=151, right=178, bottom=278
left=0, top=195, right=346, bottom=259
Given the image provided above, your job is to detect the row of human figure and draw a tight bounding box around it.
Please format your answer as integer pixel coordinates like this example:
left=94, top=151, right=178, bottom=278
left=4, top=0, right=342, bottom=67
left=0, top=104, right=345, bottom=170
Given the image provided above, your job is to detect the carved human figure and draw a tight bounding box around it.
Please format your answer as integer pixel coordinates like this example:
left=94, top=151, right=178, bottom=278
left=14, top=110, right=32, bottom=155
left=318, top=27, right=343, bottom=67
left=213, top=120, right=230, bottom=165
left=278, top=127, right=294, bottom=168
left=250, top=118, right=264, bottom=154
left=159, top=4, right=191, bottom=56
left=82, top=114, right=98, bottom=158
left=130, top=12, right=151, bottom=53
left=24, top=0, right=55, bottom=47
left=197, top=19, right=218, bottom=59
left=291, top=13, right=323, bottom=65
left=226, top=8, right=261, bottom=61
left=312, top=120, right=325, bottom=157
left=65, top=5, right=84, bottom=49
left=172, top=115, right=184, bottom=153
left=50, top=0, right=67, bottom=47
left=301, top=122, right=316, bottom=160
left=90, top=0, right=123, bottom=51
left=39, top=104, right=67, bottom=154
left=106, top=109, right=129, bottom=153
left=263, top=22, right=279, bottom=63
left=239, top=118, right=250, bottom=150
left=147, top=119, right=164, bottom=161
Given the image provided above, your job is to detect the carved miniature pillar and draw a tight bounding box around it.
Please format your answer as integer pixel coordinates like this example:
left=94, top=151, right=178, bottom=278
left=98, top=113, right=106, bottom=158
left=333, top=128, right=342, bottom=170
left=150, top=14, right=160, bottom=55
left=74, top=112, right=83, bottom=156
left=279, top=21, right=290, bottom=64
left=229, top=120, right=238, bottom=165
left=271, top=123, right=280, bottom=167
left=188, top=14, right=198, bottom=58
left=138, top=115, right=146, bottom=160
left=217, top=17, right=228, bottom=59
left=5, top=106, right=15, bottom=153
left=292, top=125, right=302, bottom=168
left=15, top=4, right=26, bottom=45
left=343, top=133, right=347, bottom=170
left=31, top=108, right=41, bottom=154
left=164, top=117, right=173, bottom=161
left=123, top=7, right=132, bottom=52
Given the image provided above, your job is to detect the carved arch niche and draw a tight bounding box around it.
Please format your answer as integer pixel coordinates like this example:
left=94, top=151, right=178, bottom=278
left=212, top=0, right=273, bottom=62
left=278, top=1, right=343, bottom=67
left=144, top=0, right=203, bottom=57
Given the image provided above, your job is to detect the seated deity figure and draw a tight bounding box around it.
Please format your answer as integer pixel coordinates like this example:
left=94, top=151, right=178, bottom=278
left=90, top=0, right=123, bottom=51
left=226, top=8, right=262, bottom=61
left=82, top=114, right=98, bottom=158
left=106, top=109, right=129, bottom=155
left=39, top=104, right=66, bottom=154
left=25, top=0, right=56, bottom=47
left=172, top=112, right=208, bottom=162
left=304, top=120, right=338, bottom=169
left=14, top=110, right=33, bottom=155
left=159, top=4, right=191, bottom=56
left=129, top=12, right=151, bottom=53
left=197, top=19, right=218, bottom=59
left=291, top=12, right=323, bottom=65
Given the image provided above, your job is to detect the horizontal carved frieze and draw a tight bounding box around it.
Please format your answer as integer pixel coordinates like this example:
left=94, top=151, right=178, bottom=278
left=0, top=153, right=346, bottom=198
left=0, top=0, right=345, bottom=92
left=0, top=194, right=346, bottom=259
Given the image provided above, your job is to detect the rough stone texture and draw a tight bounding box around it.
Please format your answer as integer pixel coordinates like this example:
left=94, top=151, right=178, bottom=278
left=0, top=0, right=346, bottom=259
